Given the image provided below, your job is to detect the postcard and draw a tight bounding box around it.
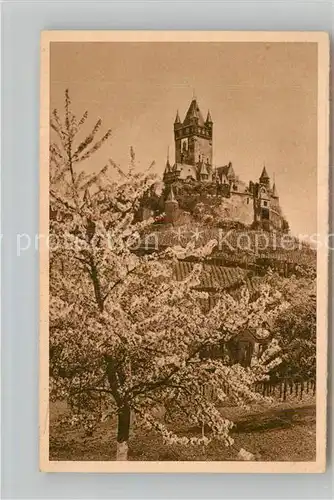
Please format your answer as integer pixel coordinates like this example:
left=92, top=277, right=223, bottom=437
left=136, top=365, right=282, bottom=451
left=39, top=31, right=329, bottom=473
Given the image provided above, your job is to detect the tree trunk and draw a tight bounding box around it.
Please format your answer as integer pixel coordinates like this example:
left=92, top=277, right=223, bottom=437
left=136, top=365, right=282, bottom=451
left=116, top=405, right=131, bottom=461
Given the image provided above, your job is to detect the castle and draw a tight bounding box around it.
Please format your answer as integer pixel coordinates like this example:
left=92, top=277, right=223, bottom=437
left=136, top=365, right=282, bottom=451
left=162, top=97, right=288, bottom=232
left=136, top=97, right=313, bottom=367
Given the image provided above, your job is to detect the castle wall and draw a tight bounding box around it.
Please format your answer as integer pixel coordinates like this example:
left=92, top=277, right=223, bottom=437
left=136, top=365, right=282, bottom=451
left=269, top=207, right=283, bottom=231
left=178, top=163, right=197, bottom=181
left=215, top=192, right=255, bottom=226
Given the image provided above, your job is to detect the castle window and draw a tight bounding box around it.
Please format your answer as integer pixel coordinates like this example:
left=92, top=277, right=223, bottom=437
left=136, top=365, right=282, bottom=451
left=247, top=198, right=249, bottom=204
left=261, top=208, right=270, bottom=220
left=263, top=201, right=268, bottom=207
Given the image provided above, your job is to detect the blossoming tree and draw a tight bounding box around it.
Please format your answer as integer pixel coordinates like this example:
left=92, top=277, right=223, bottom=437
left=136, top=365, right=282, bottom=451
left=267, top=270, right=316, bottom=381
left=49, top=92, right=289, bottom=460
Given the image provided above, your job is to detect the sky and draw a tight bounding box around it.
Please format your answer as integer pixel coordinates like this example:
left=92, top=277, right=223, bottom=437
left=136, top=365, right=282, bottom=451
left=50, top=41, right=318, bottom=237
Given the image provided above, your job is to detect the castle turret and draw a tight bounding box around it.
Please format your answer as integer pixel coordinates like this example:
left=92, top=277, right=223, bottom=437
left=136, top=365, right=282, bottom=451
left=259, top=166, right=270, bottom=188
left=165, top=186, right=179, bottom=224
left=272, top=182, right=278, bottom=198
left=174, top=110, right=181, bottom=128
left=206, top=110, right=213, bottom=124
left=163, top=148, right=172, bottom=183
left=199, top=162, right=209, bottom=181
left=164, top=157, right=171, bottom=173
left=227, top=162, right=236, bottom=181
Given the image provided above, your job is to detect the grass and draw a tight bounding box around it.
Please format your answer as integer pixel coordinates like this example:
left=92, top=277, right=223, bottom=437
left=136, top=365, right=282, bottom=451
left=49, top=396, right=316, bottom=462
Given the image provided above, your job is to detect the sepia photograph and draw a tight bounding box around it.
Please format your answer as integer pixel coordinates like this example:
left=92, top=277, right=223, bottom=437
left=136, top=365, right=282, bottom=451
left=39, top=31, right=329, bottom=473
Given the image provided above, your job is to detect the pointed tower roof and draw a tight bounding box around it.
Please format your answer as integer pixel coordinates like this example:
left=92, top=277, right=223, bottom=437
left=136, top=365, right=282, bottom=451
left=260, top=166, right=270, bottom=182
left=174, top=110, right=181, bottom=124
left=166, top=185, right=178, bottom=204
left=165, top=146, right=171, bottom=170
left=227, top=162, right=236, bottom=179
left=206, top=110, right=213, bottom=123
left=272, top=182, right=278, bottom=197
left=164, top=148, right=171, bottom=174
left=164, top=160, right=171, bottom=174
left=183, top=99, right=205, bottom=126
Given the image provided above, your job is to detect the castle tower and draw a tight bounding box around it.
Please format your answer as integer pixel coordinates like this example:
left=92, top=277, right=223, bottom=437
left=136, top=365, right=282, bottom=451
left=165, top=186, right=179, bottom=224
left=163, top=147, right=173, bottom=184
left=199, top=161, right=209, bottom=181
left=174, top=98, right=213, bottom=168
left=259, top=166, right=270, bottom=188
left=272, top=181, right=278, bottom=198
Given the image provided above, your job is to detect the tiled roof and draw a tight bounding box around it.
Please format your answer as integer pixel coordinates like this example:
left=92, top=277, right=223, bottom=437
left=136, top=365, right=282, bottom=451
left=173, top=265, right=268, bottom=336
left=139, top=226, right=316, bottom=267
left=258, top=250, right=316, bottom=267
left=173, top=261, right=248, bottom=290
left=216, top=163, right=235, bottom=181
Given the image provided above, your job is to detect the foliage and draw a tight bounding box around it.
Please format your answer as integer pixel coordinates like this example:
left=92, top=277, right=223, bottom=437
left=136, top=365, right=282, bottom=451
left=170, top=180, right=221, bottom=217
left=49, top=91, right=290, bottom=460
left=264, top=271, right=316, bottom=380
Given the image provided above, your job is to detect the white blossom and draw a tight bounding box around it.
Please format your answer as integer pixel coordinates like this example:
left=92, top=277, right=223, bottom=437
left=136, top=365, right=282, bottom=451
left=50, top=132, right=288, bottom=459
